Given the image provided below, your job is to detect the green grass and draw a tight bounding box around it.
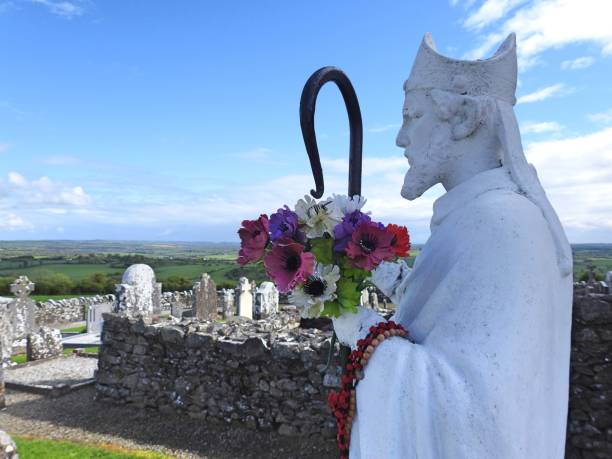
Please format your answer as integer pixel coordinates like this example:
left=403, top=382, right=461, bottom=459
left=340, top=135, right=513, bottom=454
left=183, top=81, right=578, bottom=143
left=13, top=436, right=172, bottom=458
left=0, top=263, right=124, bottom=281
left=61, top=325, right=87, bottom=333
left=10, top=354, right=27, bottom=364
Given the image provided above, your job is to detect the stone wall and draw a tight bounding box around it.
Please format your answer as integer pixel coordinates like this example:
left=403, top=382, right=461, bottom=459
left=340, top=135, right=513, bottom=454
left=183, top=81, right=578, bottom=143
left=96, top=292, right=612, bottom=451
left=566, top=292, right=612, bottom=459
left=96, top=311, right=339, bottom=437
left=36, top=294, right=115, bottom=326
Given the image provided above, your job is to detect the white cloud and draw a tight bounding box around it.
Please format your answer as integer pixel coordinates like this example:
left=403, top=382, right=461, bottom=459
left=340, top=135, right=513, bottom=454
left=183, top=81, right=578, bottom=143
left=516, top=83, right=568, bottom=104
left=29, top=0, right=85, bottom=19
left=463, top=0, right=528, bottom=30
left=369, top=124, right=401, bottom=134
left=588, top=108, right=612, bottom=124
left=1, top=172, right=91, bottom=207
left=0, top=212, right=32, bottom=231
left=464, top=0, right=612, bottom=68
left=525, top=126, right=612, bottom=239
left=561, top=56, right=595, bottom=70
left=521, top=121, right=562, bottom=134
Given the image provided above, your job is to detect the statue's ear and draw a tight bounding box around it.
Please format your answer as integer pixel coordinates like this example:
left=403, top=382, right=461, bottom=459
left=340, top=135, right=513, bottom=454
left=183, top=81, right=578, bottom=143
left=451, top=96, right=482, bottom=140
left=431, top=89, right=482, bottom=140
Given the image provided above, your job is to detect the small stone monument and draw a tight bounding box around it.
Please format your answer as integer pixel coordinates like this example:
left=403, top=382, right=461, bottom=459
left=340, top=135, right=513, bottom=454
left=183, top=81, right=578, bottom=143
left=254, top=282, right=279, bottom=319
left=0, top=342, right=5, bottom=409
left=0, top=298, right=14, bottom=367
left=235, top=277, right=253, bottom=319
left=369, top=288, right=379, bottom=308
left=113, top=264, right=161, bottom=323
left=29, top=327, right=63, bottom=361
left=10, top=276, right=36, bottom=340
left=0, top=430, right=18, bottom=458
left=219, top=289, right=235, bottom=318
left=193, top=273, right=217, bottom=321
left=87, top=302, right=113, bottom=333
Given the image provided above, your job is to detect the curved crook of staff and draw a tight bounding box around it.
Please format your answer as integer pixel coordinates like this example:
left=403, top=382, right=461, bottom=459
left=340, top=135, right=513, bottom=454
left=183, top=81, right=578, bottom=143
left=299, top=66, right=363, bottom=199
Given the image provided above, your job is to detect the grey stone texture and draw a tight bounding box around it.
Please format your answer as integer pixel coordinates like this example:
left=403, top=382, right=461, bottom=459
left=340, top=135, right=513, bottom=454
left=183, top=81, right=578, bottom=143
left=36, top=294, right=115, bottom=326
left=9, top=276, right=36, bottom=340
left=566, top=292, right=612, bottom=459
left=95, top=309, right=340, bottom=438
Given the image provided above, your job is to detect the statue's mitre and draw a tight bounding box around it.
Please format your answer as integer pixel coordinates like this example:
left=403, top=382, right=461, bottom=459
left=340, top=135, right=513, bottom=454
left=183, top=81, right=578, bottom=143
left=405, top=33, right=518, bottom=105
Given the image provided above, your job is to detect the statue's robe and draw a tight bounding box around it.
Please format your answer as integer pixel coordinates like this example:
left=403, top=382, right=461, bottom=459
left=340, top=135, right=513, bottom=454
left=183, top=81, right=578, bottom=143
left=350, top=167, right=572, bottom=458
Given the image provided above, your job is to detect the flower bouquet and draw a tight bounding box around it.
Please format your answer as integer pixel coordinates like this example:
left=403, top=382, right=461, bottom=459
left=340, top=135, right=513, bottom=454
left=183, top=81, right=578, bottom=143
left=237, top=194, right=410, bottom=318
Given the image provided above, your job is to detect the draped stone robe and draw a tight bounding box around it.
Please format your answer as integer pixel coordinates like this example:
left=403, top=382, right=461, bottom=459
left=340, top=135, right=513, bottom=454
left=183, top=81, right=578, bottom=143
left=349, top=167, right=572, bottom=458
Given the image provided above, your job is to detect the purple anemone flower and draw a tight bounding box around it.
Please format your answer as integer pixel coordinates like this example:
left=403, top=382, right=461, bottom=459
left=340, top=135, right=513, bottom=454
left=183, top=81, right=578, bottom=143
left=333, top=210, right=371, bottom=253
left=269, top=206, right=305, bottom=243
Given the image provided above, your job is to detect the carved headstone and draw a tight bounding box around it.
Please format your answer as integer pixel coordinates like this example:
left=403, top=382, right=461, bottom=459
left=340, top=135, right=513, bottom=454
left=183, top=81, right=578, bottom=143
left=193, top=273, right=217, bottom=321
left=10, top=276, right=36, bottom=340
left=254, top=282, right=279, bottom=319
left=113, top=264, right=159, bottom=323
left=219, top=289, right=235, bottom=318
left=369, top=289, right=379, bottom=309
left=235, top=277, right=253, bottom=319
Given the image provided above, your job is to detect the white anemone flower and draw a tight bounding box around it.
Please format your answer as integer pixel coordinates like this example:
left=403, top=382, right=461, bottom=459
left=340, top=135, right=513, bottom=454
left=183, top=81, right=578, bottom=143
left=290, top=264, right=341, bottom=318
left=294, top=195, right=342, bottom=238
left=331, top=194, right=367, bottom=216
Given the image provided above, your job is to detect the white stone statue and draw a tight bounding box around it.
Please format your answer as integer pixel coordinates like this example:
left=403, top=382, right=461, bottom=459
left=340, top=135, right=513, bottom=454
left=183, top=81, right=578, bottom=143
left=333, top=33, right=572, bottom=458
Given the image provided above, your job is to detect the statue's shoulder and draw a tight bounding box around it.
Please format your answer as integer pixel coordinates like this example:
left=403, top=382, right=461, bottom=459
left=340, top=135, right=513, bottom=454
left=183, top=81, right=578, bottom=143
left=463, top=188, right=548, bottom=237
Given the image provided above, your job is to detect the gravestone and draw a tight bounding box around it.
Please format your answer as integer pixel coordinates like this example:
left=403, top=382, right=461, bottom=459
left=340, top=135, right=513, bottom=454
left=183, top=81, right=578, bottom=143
left=10, top=276, right=36, bottom=340
left=369, top=289, right=379, bottom=308
left=0, top=298, right=14, bottom=367
left=254, top=282, right=279, bottom=319
left=87, top=303, right=113, bottom=333
left=29, top=327, right=63, bottom=361
left=193, top=273, right=217, bottom=321
left=0, top=342, right=5, bottom=409
left=113, top=264, right=160, bottom=323
left=219, top=289, right=235, bottom=318
left=170, top=301, right=185, bottom=320
left=235, top=277, right=253, bottom=319
left=359, top=288, right=369, bottom=307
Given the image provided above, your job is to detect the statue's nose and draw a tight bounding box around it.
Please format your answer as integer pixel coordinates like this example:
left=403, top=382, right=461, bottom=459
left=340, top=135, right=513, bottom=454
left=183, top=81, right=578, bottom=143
left=396, top=129, right=409, bottom=148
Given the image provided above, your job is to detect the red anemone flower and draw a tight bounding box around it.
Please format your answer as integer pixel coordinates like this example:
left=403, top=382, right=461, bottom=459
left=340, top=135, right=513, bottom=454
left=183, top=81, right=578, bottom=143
left=346, top=221, right=395, bottom=271
left=387, top=224, right=410, bottom=257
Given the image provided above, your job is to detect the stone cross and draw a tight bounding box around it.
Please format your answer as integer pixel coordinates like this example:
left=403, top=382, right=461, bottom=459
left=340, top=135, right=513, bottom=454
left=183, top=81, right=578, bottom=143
left=193, top=273, right=217, bottom=321
left=235, top=277, right=253, bottom=319
left=10, top=276, right=36, bottom=340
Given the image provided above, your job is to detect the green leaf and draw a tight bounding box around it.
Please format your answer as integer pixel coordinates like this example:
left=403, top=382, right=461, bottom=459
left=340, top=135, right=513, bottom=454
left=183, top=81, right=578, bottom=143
left=338, top=256, right=369, bottom=284
left=321, top=300, right=342, bottom=318
left=310, top=237, right=333, bottom=265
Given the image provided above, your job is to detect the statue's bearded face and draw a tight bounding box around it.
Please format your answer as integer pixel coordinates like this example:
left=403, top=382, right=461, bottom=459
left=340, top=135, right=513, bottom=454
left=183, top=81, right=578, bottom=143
left=396, top=90, right=453, bottom=200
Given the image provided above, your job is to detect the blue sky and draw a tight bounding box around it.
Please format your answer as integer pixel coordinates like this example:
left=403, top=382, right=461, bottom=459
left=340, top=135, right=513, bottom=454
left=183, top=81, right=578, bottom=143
left=1, top=0, right=611, bottom=243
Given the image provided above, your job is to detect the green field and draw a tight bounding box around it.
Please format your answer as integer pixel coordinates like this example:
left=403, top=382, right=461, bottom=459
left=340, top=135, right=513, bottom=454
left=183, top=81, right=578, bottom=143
left=13, top=436, right=171, bottom=459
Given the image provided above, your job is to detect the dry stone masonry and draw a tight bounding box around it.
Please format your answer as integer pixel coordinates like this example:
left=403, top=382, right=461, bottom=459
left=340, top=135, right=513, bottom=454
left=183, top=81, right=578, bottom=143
left=37, top=294, right=115, bottom=326
left=96, top=309, right=340, bottom=437
left=566, top=292, right=612, bottom=459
